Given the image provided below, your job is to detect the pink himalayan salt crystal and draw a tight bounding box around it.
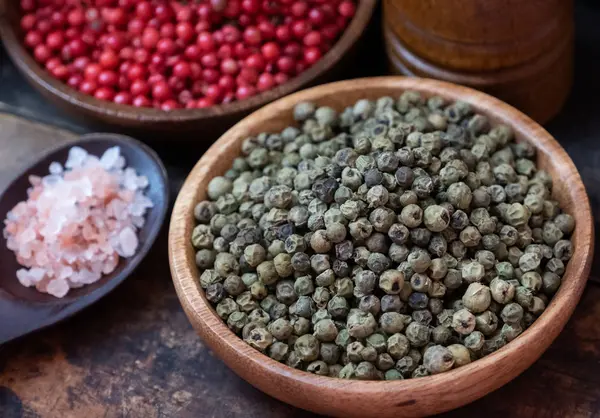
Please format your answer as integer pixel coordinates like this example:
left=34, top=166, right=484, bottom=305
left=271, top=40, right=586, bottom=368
left=2, top=146, right=153, bottom=298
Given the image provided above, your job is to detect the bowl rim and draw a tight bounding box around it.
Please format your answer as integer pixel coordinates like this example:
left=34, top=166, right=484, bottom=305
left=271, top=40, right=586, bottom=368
left=0, top=0, right=376, bottom=122
left=168, top=76, right=593, bottom=414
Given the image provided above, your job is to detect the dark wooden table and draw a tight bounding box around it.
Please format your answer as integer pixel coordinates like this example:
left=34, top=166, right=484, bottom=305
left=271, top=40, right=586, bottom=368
left=2, top=2, right=600, bottom=417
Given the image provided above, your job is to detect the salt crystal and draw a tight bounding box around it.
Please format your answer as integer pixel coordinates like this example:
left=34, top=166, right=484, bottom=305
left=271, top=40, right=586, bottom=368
left=136, top=175, right=149, bottom=189
left=65, top=146, right=88, bottom=169
left=118, top=227, right=138, bottom=257
left=115, top=156, right=126, bottom=169
left=123, top=168, right=139, bottom=190
left=49, top=162, right=63, bottom=175
left=42, top=174, right=62, bottom=188
left=100, top=146, right=121, bottom=170
left=17, top=269, right=34, bottom=287
left=47, top=279, right=69, bottom=298
left=2, top=146, right=152, bottom=298
left=29, top=267, right=46, bottom=283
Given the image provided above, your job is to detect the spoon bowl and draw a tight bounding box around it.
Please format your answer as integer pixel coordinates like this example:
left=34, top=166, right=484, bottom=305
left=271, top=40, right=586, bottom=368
left=0, top=133, right=169, bottom=344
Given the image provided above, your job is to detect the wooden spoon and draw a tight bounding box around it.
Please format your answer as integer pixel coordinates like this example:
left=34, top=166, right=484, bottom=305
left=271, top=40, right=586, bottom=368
left=0, top=133, right=169, bottom=344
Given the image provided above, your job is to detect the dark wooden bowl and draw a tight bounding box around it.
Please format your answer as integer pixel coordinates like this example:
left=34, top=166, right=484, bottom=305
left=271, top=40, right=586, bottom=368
left=0, top=0, right=376, bottom=139
left=168, top=77, right=594, bottom=417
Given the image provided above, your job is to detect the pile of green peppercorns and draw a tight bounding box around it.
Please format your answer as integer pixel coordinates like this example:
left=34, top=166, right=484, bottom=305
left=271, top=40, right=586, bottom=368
left=191, top=91, right=575, bottom=380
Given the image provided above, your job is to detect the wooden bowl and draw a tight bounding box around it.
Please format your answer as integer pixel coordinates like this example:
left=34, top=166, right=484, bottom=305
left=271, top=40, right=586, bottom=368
left=0, top=0, right=376, bottom=139
left=168, top=77, right=593, bottom=417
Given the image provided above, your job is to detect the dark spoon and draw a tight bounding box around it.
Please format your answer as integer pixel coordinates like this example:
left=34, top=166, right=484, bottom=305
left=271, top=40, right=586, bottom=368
left=0, top=133, right=169, bottom=344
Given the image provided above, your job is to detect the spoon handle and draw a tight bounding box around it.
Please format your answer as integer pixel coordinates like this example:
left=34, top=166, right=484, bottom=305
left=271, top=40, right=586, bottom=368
left=0, top=295, right=54, bottom=345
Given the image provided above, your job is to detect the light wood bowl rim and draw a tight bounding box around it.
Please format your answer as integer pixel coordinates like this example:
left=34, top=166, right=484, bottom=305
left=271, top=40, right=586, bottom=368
left=168, top=76, right=593, bottom=416
left=0, top=0, right=376, bottom=124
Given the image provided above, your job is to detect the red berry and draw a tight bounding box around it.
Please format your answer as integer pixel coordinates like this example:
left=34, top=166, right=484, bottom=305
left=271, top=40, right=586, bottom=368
left=79, top=80, right=98, bottom=95
left=239, top=67, right=258, bottom=84
left=176, top=22, right=194, bottom=42
left=142, top=27, right=160, bottom=49
left=36, top=20, right=52, bottom=35
left=338, top=1, right=356, bottom=18
left=308, top=8, right=325, bottom=26
left=21, top=14, right=37, bottom=31
left=51, top=65, right=69, bottom=80
left=67, top=74, right=83, bottom=89
left=94, top=87, right=115, bottom=101
left=84, top=63, right=102, bottom=81
left=152, top=81, right=172, bottom=100
left=127, top=63, right=146, bottom=81
left=257, top=72, right=274, bottom=91
left=275, top=25, right=291, bottom=43
left=133, top=95, right=151, bottom=107
left=173, top=61, right=192, bottom=78
left=322, top=24, right=339, bottom=41
left=155, top=4, right=174, bottom=22
left=130, top=79, right=149, bottom=96
left=73, top=57, right=90, bottom=72
left=274, top=72, right=289, bottom=85
left=114, top=91, right=132, bottom=105
left=241, top=0, right=260, bottom=14
left=184, top=45, right=201, bottom=60
left=303, top=46, right=322, bottom=64
left=276, top=56, right=295, bottom=74
left=283, top=42, right=302, bottom=58
left=233, top=42, right=251, bottom=59
left=197, top=32, right=215, bottom=51
left=291, top=2, right=308, bottom=17
left=201, top=53, right=219, bottom=68
left=134, top=48, right=150, bottom=64
left=222, top=25, right=241, bottom=43
left=261, top=42, right=280, bottom=61
left=161, top=99, right=180, bottom=111
left=196, top=97, right=213, bottom=108
left=243, top=26, right=261, bottom=45
left=178, top=89, right=194, bottom=105
left=291, top=20, right=310, bottom=39
left=236, top=84, right=256, bottom=100
left=258, top=21, right=275, bottom=40
left=25, top=31, right=43, bottom=48
left=20, top=0, right=36, bottom=13
left=303, top=31, right=321, bottom=47
left=160, top=22, right=176, bottom=39
left=45, top=57, right=61, bottom=71
left=245, top=53, right=265, bottom=71
left=156, top=38, right=176, bottom=55
left=217, top=44, right=234, bottom=59
left=46, top=31, right=65, bottom=51
left=218, top=75, right=235, bottom=91
left=98, top=70, right=118, bottom=87
left=203, top=68, right=220, bottom=83
left=99, top=50, right=119, bottom=69
left=105, top=34, right=123, bottom=50
left=205, top=84, right=222, bottom=101
left=220, top=58, right=239, bottom=75
left=67, top=9, right=85, bottom=26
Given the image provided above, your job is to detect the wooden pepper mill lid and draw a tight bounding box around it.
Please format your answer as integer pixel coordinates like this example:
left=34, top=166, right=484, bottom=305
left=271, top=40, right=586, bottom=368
left=382, top=0, right=574, bottom=124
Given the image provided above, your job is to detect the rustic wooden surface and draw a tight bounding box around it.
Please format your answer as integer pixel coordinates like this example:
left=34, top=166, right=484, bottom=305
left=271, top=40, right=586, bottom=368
left=3, top=1, right=600, bottom=416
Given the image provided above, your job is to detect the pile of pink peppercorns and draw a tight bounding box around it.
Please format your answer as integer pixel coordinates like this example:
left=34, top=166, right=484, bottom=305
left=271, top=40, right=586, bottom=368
left=19, top=0, right=356, bottom=110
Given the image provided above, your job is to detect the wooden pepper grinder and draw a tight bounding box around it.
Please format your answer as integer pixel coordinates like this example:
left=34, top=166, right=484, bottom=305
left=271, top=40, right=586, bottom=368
left=382, top=0, right=574, bottom=124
